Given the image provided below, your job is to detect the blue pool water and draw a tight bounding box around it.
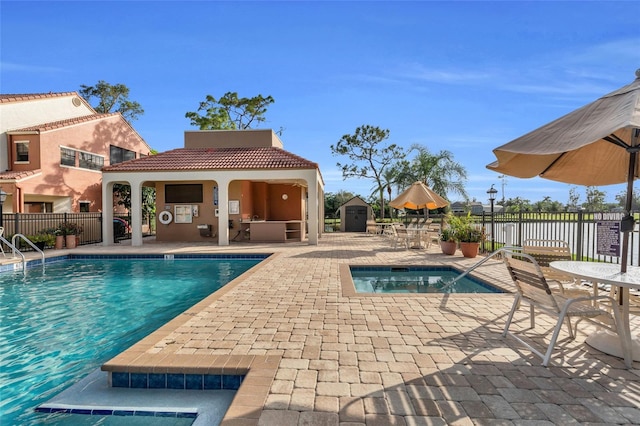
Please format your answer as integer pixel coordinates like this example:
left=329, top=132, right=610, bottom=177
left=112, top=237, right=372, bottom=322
left=350, top=266, right=504, bottom=294
left=0, top=255, right=265, bottom=425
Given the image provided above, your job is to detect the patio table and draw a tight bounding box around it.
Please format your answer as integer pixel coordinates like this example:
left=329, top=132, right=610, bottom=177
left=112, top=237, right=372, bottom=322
left=550, top=261, right=640, bottom=368
left=375, top=223, right=394, bottom=236
left=406, top=227, right=436, bottom=249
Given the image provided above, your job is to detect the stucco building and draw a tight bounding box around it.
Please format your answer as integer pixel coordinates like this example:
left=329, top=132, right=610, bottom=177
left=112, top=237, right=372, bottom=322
left=101, top=129, right=324, bottom=246
left=0, top=92, right=151, bottom=213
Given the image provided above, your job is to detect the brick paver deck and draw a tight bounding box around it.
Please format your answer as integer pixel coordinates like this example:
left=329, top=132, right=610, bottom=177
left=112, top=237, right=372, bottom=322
left=5, top=233, right=639, bottom=425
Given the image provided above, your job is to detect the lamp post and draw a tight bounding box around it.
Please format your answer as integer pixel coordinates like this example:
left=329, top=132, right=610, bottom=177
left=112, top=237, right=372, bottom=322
left=487, top=184, right=498, bottom=252
left=0, top=188, right=6, bottom=228
left=498, top=174, right=506, bottom=205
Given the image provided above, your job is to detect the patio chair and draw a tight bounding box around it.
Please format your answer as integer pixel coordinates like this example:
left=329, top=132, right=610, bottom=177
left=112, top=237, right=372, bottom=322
left=418, top=218, right=433, bottom=228
left=407, top=218, right=419, bottom=229
left=523, top=239, right=590, bottom=297
left=0, top=227, right=4, bottom=256
left=391, top=223, right=410, bottom=249
left=602, top=282, right=640, bottom=317
left=501, top=251, right=622, bottom=366
left=366, top=220, right=379, bottom=235
left=424, top=223, right=441, bottom=248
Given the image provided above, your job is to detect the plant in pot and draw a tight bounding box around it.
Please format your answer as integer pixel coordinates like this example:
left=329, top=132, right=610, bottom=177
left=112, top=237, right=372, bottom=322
left=448, top=213, right=485, bottom=258
left=59, top=222, right=82, bottom=249
left=52, top=228, right=64, bottom=249
left=439, top=228, right=457, bottom=255
left=28, top=232, right=56, bottom=250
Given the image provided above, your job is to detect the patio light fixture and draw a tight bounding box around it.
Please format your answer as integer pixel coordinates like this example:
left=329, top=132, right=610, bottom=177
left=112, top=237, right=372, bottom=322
left=0, top=187, right=6, bottom=228
left=487, top=185, right=498, bottom=252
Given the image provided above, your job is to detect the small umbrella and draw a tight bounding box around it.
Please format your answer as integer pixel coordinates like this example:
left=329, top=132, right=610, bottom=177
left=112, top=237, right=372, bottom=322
left=389, top=181, right=449, bottom=213
left=487, top=70, right=640, bottom=273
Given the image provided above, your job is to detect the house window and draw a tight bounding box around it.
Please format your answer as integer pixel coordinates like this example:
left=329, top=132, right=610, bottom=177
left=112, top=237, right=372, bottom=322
left=61, top=148, right=76, bottom=166
left=24, top=202, right=53, bottom=213
left=79, top=152, right=104, bottom=170
left=61, top=147, right=104, bottom=171
left=15, top=141, right=29, bottom=162
left=110, top=145, right=136, bottom=165
left=79, top=201, right=90, bottom=212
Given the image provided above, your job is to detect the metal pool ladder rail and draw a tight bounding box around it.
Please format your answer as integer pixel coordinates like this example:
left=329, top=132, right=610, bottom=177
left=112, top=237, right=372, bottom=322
left=6, top=234, right=45, bottom=275
left=439, top=246, right=522, bottom=291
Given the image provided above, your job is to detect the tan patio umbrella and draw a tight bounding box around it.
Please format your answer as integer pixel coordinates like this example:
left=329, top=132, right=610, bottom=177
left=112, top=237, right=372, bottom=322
left=487, top=70, right=640, bottom=273
left=389, top=181, right=449, bottom=213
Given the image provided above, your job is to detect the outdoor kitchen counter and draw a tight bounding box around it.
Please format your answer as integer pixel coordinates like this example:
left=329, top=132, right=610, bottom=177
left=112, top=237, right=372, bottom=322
left=245, top=220, right=304, bottom=242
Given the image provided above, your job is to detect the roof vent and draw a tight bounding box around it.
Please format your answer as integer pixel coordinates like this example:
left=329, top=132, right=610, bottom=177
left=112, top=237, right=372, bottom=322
left=72, top=97, right=81, bottom=107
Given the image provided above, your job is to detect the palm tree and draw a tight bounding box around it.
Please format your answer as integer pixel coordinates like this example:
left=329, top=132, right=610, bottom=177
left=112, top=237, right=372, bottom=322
left=410, top=145, right=467, bottom=198
left=372, top=167, right=402, bottom=220
left=399, top=145, right=468, bottom=215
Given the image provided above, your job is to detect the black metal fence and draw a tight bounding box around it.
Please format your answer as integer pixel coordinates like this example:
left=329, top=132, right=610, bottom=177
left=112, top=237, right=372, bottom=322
left=0, top=213, right=131, bottom=251
left=400, top=210, right=639, bottom=267
left=2, top=211, right=639, bottom=266
left=479, top=211, right=640, bottom=267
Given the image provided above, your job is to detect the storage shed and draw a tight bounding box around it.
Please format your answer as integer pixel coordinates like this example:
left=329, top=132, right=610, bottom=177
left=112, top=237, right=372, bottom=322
left=337, top=196, right=374, bottom=232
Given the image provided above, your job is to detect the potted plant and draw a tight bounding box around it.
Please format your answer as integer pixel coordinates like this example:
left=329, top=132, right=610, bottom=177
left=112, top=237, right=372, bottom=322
left=448, top=212, right=485, bottom=258
left=52, top=228, right=64, bottom=249
left=439, top=228, right=457, bottom=255
left=58, top=222, right=82, bottom=249
left=28, top=233, right=56, bottom=250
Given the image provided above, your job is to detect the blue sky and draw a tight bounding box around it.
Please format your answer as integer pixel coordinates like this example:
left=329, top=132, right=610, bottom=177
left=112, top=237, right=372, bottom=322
left=2, top=1, right=639, bottom=205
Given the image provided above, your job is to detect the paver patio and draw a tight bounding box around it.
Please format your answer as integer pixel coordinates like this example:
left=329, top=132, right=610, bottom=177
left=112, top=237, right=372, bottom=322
left=3, top=232, right=639, bottom=425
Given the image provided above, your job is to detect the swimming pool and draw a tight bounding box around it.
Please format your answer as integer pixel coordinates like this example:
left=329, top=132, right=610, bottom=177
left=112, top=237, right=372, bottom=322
left=0, top=254, right=266, bottom=425
left=350, top=265, right=504, bottom=294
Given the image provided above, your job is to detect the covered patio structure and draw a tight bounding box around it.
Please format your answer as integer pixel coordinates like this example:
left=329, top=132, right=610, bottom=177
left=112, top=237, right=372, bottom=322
left=101, top=130, right=324, bottom=246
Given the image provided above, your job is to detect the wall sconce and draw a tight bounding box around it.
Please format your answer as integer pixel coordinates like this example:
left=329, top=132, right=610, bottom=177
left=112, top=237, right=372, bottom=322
left=282, top=193, right=288, bottom=200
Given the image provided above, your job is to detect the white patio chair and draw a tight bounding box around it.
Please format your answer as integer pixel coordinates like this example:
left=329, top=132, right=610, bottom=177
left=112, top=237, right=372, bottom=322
left=501, top=251, right=623, bottom=366
left=523, top=239, right=590, bottom=297
left=365, top=220, right=379, bottom=235
left=424, top=223, right=441, bottom=248
left=391, top=224, right=410, bottom=250
left=0, top=227, right=5, bottom=257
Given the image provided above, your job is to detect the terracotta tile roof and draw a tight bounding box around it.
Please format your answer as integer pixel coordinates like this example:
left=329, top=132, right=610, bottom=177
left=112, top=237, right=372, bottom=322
left=103, top=147, right=319, bottom=172
left=8, top=113, right=119, bottom=133
left=0, top=92, right=79, bottom=103
left=0, top=169, right=42, bottom=181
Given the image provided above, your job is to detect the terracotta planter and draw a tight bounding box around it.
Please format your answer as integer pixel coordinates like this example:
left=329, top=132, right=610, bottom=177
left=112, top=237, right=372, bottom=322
left=440, top=241, right=457, bottom=255
left=460, top=242, right=480, bottom=258
left=55, top=235, right=64, bottom=250
left=65, top=235, right=77, bottom=249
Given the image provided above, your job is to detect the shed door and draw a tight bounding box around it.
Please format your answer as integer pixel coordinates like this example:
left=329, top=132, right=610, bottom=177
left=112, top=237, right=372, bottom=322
left=345, top=206, right=367, bottom=232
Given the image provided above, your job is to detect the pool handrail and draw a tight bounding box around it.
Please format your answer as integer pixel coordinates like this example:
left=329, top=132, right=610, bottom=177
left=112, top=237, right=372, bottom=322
left=1, top=234, right=27, bottom=274
left=11, top=234, right=45, bottom=273
left=440, top=246, right=523, bottom=291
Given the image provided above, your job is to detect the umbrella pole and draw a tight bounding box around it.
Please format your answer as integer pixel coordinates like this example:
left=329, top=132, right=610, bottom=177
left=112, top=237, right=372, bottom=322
left=620, top=128, right=639, bottom=278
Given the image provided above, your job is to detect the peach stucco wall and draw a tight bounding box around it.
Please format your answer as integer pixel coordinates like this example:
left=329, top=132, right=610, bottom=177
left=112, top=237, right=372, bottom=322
left=1, top=93, right=95, bottom=172
left=184, top=129, right=284, bottom=149
left=6, top=114, right=150, bottom=212
left=155, top=180, right=306, bottom=243
left=155, top=180, right=221, bottom=242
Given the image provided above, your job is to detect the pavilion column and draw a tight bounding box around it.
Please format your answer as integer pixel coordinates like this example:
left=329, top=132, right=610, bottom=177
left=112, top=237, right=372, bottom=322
left=307, top=180, right=319, bottom=245
left=318, top=183, right=324, bottom=240
left=129, top=180, right=143, bottom=246
left=217, top=177, right=231, bottom=246
left=101, top=180, right=115, bottom=246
